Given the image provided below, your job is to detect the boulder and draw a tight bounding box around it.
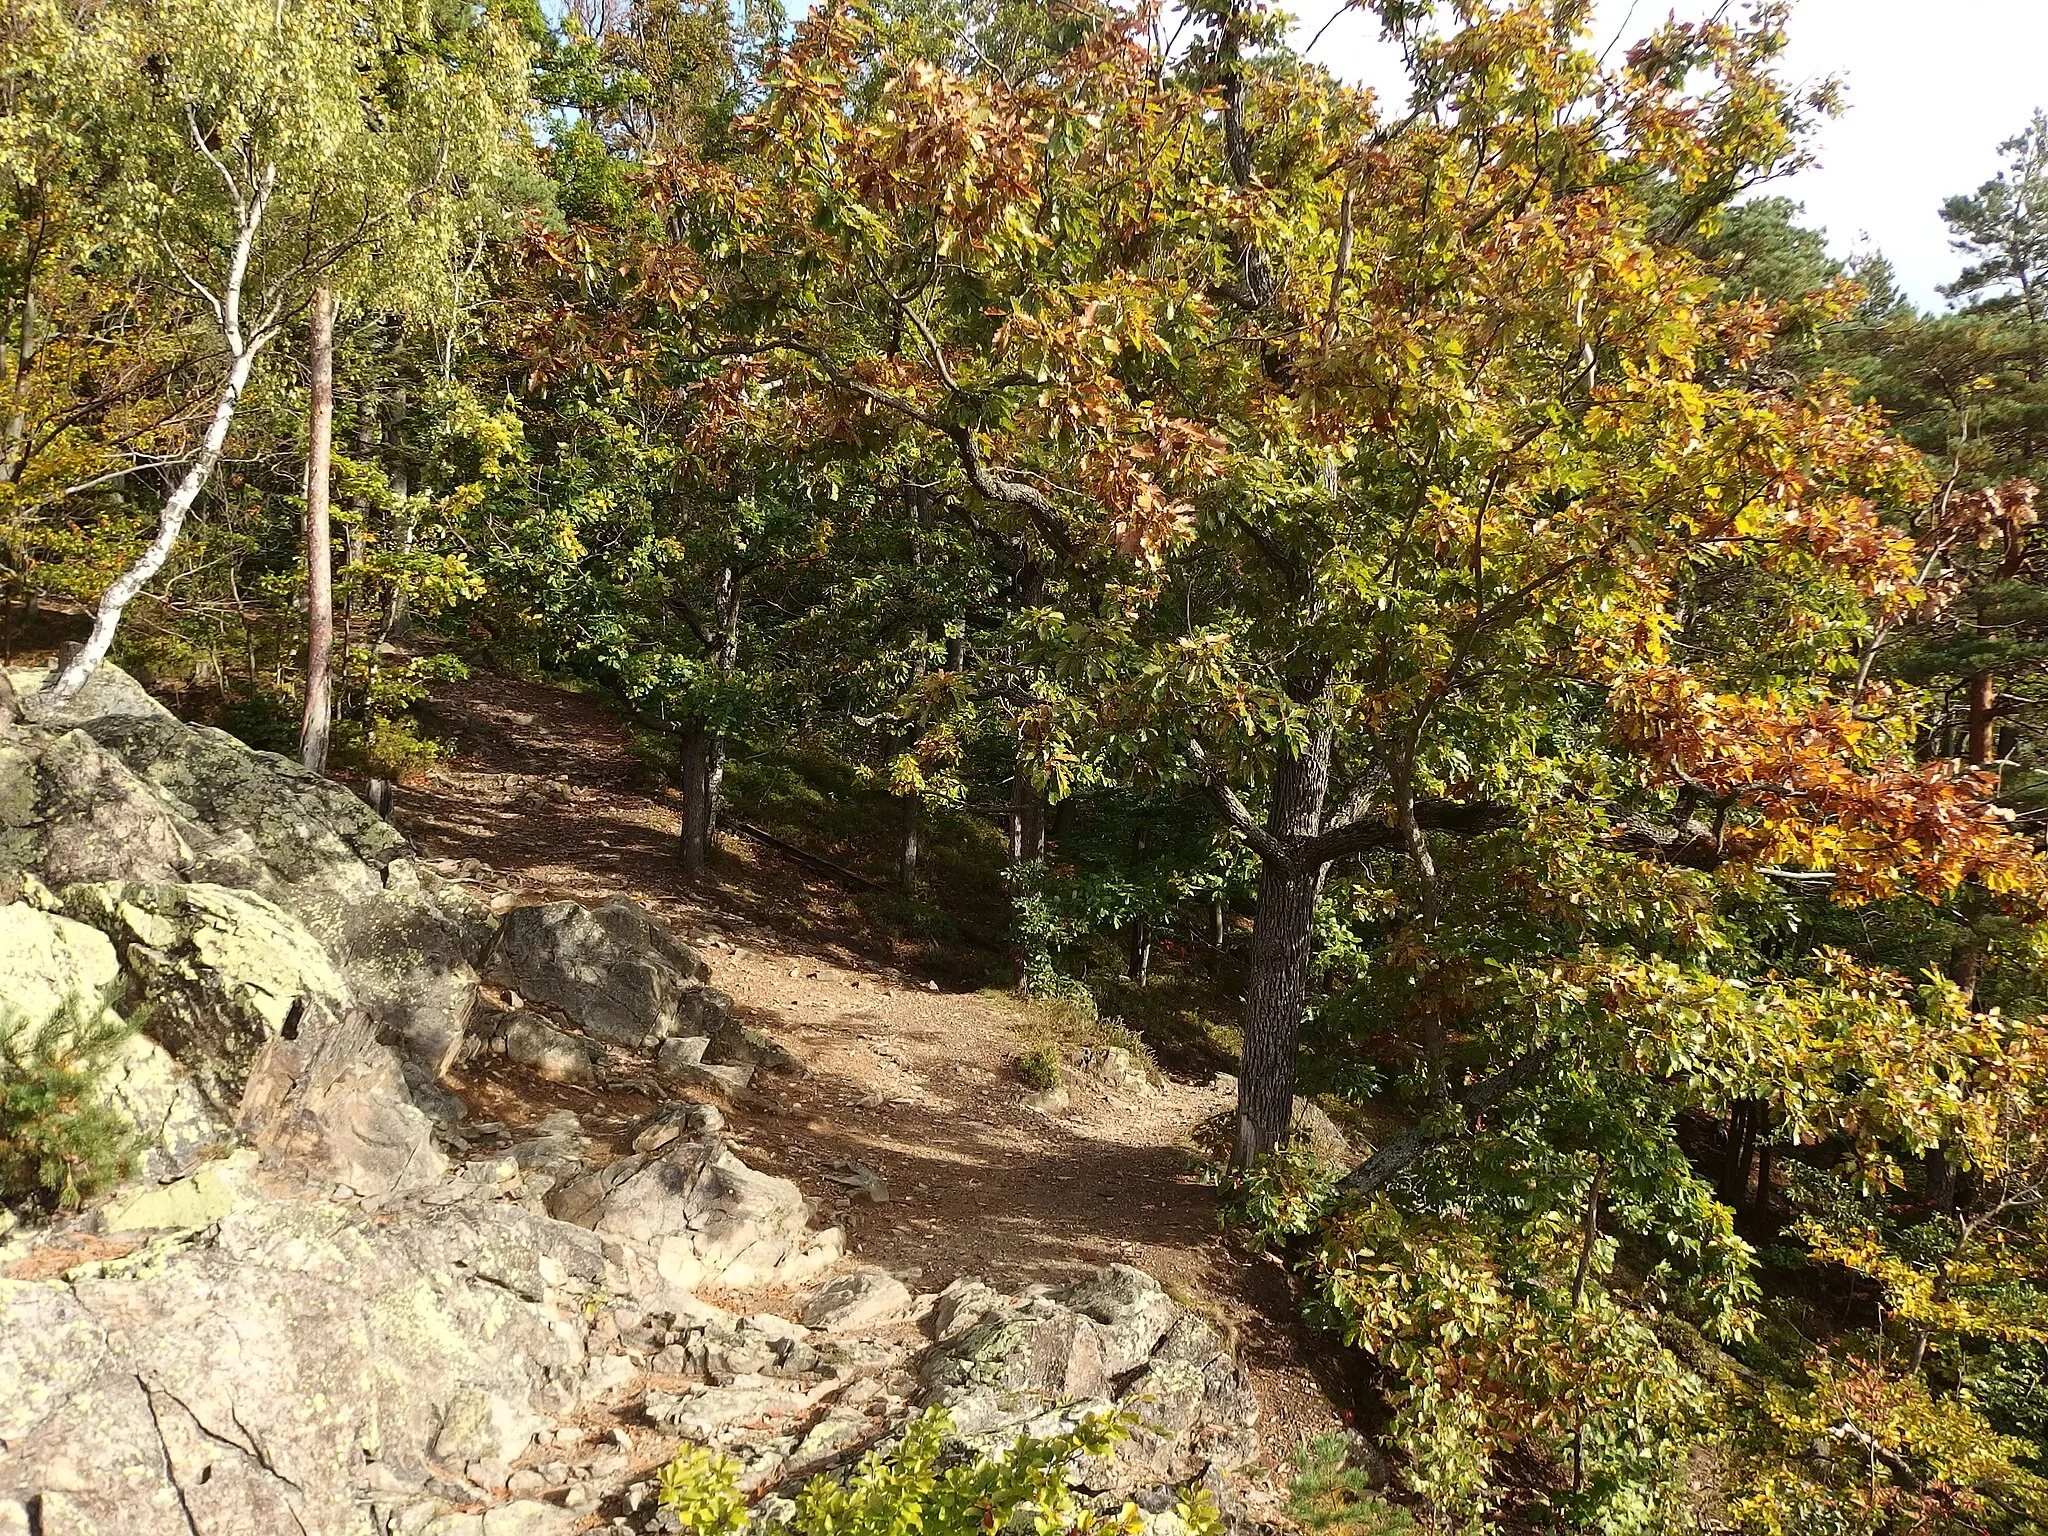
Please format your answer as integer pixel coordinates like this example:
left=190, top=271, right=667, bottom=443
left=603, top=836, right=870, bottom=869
left=500, top=1012, right=596, bottom=1086
left=1076, top=1046, right=1154, bottom=1097
left=801, top=1269, right=913, bottom=1333
left=657, top=1044, right=755, bottom=1097
left=41, top=879, right=442, bottom=1196
left=548, top=1137, right=843, bottom=1291
left=1, top=668, right=494, bottom=1089
left=487, top=898, right=721, bottom=1048
left=629, top=1101, right=725, bottom=1154
left=60, top=881, right=355, bottom=1112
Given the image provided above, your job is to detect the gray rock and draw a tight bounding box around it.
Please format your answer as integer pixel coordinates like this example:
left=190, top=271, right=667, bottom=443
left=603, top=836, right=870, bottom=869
left=918, top=1265, right=1259, bottom=1492
left=0, top=1191, right=629, bottom=1535
left=1291, top=1098, right=1353, bottom=1164
left=657, top=1034, right=709, bottom=1067
left=63, top=701, right=491, bottom=1083
left=932, top=1277, right=1004, bottom=1340
left=801, top=1269, right=913, bottom=1332
left=1076, top=1046, right=1153, bottom=1096
left=1022, top=1085, right=1070, bottom=1116
left=704, top=1021, right=801, bottom=1076
left=548, top=1137, right=843, bottom=1291
left=52, top=880, right=445, bottom=1198
left=630, top=1102, right=724, bottom=1154
left=501, top=1013, right=596, bottom=1086
left=660, top=1053, right=755, bottom=1097
left=487, top=899, right=718, bottom=1048
left=0, top=901, right=225, bottom=1176
left=60, top=880, right=355, bottom=1112
left=0, top=666, right=494, bottom=1100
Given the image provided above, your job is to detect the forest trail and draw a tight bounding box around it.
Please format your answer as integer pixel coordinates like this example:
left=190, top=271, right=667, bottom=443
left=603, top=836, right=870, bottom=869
left=397, top=670, right=1346, bottom=1459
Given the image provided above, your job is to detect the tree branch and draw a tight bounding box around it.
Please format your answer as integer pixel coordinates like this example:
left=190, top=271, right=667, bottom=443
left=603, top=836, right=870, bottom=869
left=1337, top=1048, right=1553, bottom=1196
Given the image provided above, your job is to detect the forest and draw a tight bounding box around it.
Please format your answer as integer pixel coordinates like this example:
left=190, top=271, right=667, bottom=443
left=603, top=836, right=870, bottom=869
left=9, top=0, right=2048, bottom=1529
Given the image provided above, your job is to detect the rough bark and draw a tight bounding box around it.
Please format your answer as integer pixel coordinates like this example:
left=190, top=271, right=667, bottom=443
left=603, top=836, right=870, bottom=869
left=1967, top=670, right=1997, bottom=768
left=299, top=287, right=338, bottom=771
left=1009, top=763, right=1047, bottom=862
left=1231, top=728, right=1333, bottom=1166
left=677, top=720, right=720, bottom=875
left=676, top=566, right=740, bottom=874
left=899, top=792, right=920, bottom=894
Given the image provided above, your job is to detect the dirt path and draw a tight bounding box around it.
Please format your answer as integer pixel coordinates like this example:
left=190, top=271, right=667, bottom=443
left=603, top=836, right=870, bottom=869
left=398, top=671, right=1346, bottom=1466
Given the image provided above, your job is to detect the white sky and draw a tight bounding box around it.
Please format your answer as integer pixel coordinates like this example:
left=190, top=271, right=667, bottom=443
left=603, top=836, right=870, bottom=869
left=1293, top=0, right=2048, bottom=311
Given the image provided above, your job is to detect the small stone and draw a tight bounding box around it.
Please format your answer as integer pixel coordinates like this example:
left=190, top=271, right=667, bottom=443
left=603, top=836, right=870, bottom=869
left=505, top=1468, right=549, bottom=1497
left=626, top=1482, right=654, bottom=1512
left=564, top=1486, right=593, bottom=1509
left=1023, top=1086, right=1070, bottom=1116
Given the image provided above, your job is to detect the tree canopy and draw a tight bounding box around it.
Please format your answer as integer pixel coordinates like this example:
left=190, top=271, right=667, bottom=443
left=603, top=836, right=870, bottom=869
left=16, top=0, right=2048, bottom=1528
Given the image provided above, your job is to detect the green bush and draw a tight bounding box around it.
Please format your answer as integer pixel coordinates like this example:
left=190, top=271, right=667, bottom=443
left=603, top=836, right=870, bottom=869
left=1015, top=1045, right=1063, bottom=1091
left=333, top=715, right=452, bottom=785
left=658, top=1407, right=1219, bottom=1536
left=215, top=686, right=303, bottom=755
left=657, top=1445, right=749, bottom=1536
left=1287, top=1435, right=1413, bottom=1536
left=0, top=1006, right=140, bottom=1216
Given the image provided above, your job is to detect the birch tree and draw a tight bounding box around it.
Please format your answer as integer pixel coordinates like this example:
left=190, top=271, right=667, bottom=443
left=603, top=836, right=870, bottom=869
left=19, top=0, right=531, bottom=711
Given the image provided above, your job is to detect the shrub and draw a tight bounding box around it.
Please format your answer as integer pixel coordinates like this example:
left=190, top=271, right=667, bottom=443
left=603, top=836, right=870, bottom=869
left=0, top=1006, right=140, bottom=1216
left=658, top=1407, right=1220, bottom=1536
left=1015, top=1045, right=1063, bottom=1091
left=1287, top=1435, right=1413, bottom=1536
left=215, top=686, right=303, bottom=755
left=333, top=714, right=453, bottom=785
left=656, top=1445, right=749, bottom=1536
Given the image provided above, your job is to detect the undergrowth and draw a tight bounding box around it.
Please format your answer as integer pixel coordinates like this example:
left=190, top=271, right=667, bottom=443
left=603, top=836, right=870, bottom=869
left=655, top=1407, right=1221, bottom=1536
left=0, top=1004, right=140, bottom=1216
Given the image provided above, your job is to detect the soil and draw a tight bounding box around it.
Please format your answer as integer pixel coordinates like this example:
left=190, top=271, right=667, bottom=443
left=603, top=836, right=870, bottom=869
left=397, top=669, right=1350, bottom=1474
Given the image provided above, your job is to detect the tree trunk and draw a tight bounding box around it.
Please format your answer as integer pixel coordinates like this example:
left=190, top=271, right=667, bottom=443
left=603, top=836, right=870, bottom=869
left=1926, top=1147, right=1957, bottom=1214
left=39, top=337, right=271, bottom=709
left=677, top=567, right=740, bottom=874
left=1232, top=729, right=1333, bottom=1167
left=380, top=385, right=414, bottom=643
left=1128, top=825, right=1152, bottom=984
left=1009, top=763, right=1046, bottom=862
left=678, top=720, right=720, bottom=875
left=298, top=288, right=338, bottom=771
left=899, top=793, right=920, bottom=893
left=1967, top=670, right=1997, bottom=768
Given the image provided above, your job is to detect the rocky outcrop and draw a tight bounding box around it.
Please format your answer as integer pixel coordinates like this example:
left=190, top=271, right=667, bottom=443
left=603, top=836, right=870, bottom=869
left=0, top=899, right=221, bottom=1176
left=921, top=1265, right=1259, bottom=1491
left=0, top=1184, right=643, bottom=1536
left=0, top=665, right=491, bottom=1094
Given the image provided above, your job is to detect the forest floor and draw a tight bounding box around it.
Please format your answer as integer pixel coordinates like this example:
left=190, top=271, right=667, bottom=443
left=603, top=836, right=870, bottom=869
left=398, top=669, right=1350, bottom=1470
